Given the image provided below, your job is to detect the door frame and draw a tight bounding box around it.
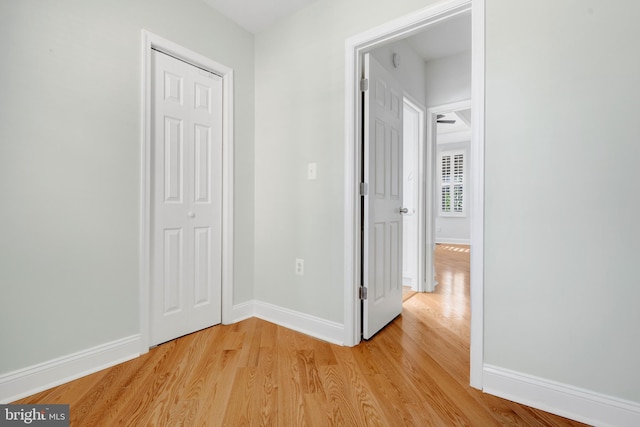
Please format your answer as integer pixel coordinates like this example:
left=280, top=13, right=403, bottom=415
left=140, top=30, right=234, bottom=353
left=343, top=0, right=484, bottom=389
left=402, top=95, right=427, bottom=292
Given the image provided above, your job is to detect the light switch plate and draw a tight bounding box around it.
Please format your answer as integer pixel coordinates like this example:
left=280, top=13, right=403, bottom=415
left=307, top=163, right=317, bottom=180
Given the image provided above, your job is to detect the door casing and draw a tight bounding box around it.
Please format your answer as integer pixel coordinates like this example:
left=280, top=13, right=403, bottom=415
left=140, top=30, right=234, bottom=353
left=343, top=0, right=484, bottom=389
left=402, top=96, right=427, bottom=293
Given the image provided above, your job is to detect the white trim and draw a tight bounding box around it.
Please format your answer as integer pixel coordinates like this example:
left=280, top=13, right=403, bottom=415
left=220, top=70, right=235, bottom=327
left=140, top=31, right=152, bottom=354
left=435, top=238, right=471, bottom=245
left=484, top=365, right=640, bottom=427
left=229, top=300, right=255, bottom=324
left=438, top=130, right=472, bottom=145
left=0, top=335, right=140, bottom=404
left=214, top=299, right=345, bottom=345
left=254, top=302, right=344, bottom=346
left=402, top=95, right=427, bottom=293
left=140, top=31, right=235, bottom=351
left=343, top=1, right=482, bottom=382
left=469, top=0, right=485, bottom=389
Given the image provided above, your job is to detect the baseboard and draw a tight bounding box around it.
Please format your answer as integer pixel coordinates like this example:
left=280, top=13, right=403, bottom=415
left=228, top=300, right=255, bottom=324
left=435, top=238, right=471, bottom=245
left=483, top=364, right=640, bottom=427
left=253, top=301, right=344, bottom=346
left=0, top=335, right=140, bottom=404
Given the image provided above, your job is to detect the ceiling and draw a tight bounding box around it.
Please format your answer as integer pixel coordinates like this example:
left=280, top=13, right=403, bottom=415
left=405, top=12, right=471, bottom=62
left=437, top=110, right=471, bottom=135
left=201, top=0, right=318, bottom=33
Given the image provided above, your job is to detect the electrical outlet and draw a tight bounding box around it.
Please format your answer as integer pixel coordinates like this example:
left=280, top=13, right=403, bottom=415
left=307, top=163, right=317, bottom=180
left=295, top=258, right=304, bottom=276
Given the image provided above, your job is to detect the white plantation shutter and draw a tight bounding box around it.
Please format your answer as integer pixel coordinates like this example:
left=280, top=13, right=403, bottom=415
left=441, top=155, right=451, bottom=212
left=453, top=153, right=463, bottom=213
left=439, top=150, right=465, bottom=216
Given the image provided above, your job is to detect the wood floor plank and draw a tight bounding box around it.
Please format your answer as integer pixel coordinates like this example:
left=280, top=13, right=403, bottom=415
left=317, top=364, right=360, bottom=426
left=275, top=326, right=308, bottom=426
left=192, top=348, right=242, bottom=426
left=13, top=244, right=588, bottom=426
left=369, top=330, right=481, bottom=426
left=329, top=345, right=390, bottom=426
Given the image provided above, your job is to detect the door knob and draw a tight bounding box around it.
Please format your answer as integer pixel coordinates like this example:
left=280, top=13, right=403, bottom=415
left=187, top=212, right=195, bottom=218
left=399, top=207, right=409, bottom=214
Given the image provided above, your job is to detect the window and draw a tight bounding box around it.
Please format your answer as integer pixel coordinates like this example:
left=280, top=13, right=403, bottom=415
left=439, top=150, right=465, bottom=216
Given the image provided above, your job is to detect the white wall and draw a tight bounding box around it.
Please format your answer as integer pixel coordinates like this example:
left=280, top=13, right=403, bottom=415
left=424, top=50, right=471, bottom=108
left=485, top=0, right=640, bottom=403
left=0, top=0, right=255, bottom=375
left=253, top=0, right=440, bottom=324
left=371, top=39, right=427, bottom=106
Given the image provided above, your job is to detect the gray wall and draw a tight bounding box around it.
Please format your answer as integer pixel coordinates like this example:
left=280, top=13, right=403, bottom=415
left=485, top=0, right=640, bottom=402
left=371, top=39, right=427, bottom=107
left=253, top=0, right=440, bottom=323
left=424, top=50, right=471, bottom=108
left=0, top=0, right=255, bottom=374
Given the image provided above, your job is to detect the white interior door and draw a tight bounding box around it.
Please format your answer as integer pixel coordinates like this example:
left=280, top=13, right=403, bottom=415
left=362, top=53, right=404, bottom=339
left=150, top=49, right=223, bottom=346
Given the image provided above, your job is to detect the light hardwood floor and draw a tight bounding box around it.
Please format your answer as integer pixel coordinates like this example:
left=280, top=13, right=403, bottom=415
left=15, top=245, right=586, bottom=426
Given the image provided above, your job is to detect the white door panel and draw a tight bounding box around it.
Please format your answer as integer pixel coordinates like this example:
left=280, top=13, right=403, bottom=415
left=402, top=103, right=420, bottom=288
left=151, top=50, right=222, bottom=346
left=363, top=53, right=404, bottom=339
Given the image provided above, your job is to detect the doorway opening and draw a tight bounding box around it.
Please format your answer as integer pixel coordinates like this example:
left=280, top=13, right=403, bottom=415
left=428, top=100, right=471, bottom=295
left=344, top=0, right=484, bottom=389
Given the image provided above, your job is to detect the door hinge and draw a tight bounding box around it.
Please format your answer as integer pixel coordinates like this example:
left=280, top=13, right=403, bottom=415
left=359, top=286, right=368, bottom=300
left=360, top=78, right=369, bottom=92
left=359, top=182, right=368, bottom=196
